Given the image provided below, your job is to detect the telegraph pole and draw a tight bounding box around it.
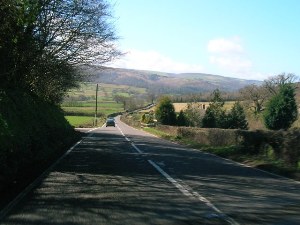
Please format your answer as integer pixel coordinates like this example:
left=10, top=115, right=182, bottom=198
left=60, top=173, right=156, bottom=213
left=94, top=83, right=99, bottom=126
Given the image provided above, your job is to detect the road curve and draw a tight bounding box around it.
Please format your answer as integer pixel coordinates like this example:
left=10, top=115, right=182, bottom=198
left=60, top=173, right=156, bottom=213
left=0, top=117, right=299, bottom=225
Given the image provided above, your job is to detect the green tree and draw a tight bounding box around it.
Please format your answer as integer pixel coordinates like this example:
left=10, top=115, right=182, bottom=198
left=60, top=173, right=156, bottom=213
left=202, top=107, right=217, bottom=128
left=202, top=89, right=227, bottom=128
left=177, top=110, right=187, bottom=126
left=155, top=96, right=177, bottom=125
left=263, top=84, right=298, bottom=130
left=184, top=102, right=205, bottom=127
left=227, top=102, right=248, bottom=129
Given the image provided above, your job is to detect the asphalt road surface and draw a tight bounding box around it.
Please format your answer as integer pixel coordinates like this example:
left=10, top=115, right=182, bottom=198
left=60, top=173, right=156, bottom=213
left=0, top=117, right=299, bottom=225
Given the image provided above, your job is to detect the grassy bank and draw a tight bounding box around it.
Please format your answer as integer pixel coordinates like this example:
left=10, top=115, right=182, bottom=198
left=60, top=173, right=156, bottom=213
left=0, top=90, right=81, bottom=209
left=144, top=127, right=299, bottom=180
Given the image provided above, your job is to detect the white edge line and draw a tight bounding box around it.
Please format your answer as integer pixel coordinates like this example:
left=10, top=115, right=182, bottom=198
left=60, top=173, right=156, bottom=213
left=0, top=139, right=84, bottom=220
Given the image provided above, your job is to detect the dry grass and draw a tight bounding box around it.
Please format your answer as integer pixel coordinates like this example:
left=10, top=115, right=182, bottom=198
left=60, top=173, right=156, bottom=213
left=173, top=101, right=236, bottom=112
left=141, top=101, right=236, bottom=113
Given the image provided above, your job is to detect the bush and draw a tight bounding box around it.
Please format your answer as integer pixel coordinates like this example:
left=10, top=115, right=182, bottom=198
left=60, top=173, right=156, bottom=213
left=263, top=84, right=298, bottom=130
left=155, top=96, right=177, bottom=125
left=121, top=113, right=300, bottom=168
left=282, top=128, right=300, bottom=166
left=227, top=102, right=248, bottom=130
left=177, top=110, right=187, bottom=126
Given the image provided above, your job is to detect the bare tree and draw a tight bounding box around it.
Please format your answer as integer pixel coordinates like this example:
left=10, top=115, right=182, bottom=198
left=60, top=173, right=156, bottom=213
left=0, top=0, right=122, bottom=103
left=264, top=73, right=298, bottom=95
left=239, top=84, right=269, bottom=115
left=35, top=0, right=122, bottom=66
left=239, top=73, right=299, bottom=116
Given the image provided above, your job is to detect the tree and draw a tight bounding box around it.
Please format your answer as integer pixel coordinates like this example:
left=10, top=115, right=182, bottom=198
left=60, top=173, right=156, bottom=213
left=184, top=102, right=205, bottom=127
left=0, top=0, right=121, bottom=103
left=147, top=92, right=156, bottom=104
left=155, top=96, right=177, bottom=125
left=177, top=110, right=187, bottom=126
left=227, top=102, right=248, bottom=129
left=264, top=73, right=298, bottom=95
left=202, top=107, right=217, bottom=128
left=202, top=89, right=227, bottom=128
left=239, top=84, right=269, bottom=115
left=263, top=84, right=298, bottom=130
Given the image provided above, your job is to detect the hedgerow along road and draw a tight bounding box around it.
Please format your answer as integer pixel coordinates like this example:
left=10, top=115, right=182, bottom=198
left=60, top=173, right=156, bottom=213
left=0, top=116, right=299, bottom=225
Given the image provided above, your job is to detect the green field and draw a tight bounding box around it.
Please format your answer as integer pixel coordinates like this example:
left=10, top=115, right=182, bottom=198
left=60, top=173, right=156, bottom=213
left=62, top=82, right=148, bottom=127
left=65, top=116, right=106, bottom=128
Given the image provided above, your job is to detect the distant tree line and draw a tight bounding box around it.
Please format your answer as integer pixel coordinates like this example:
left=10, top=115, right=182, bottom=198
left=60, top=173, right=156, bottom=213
left=113, top=94, right=148, bottom=112
left=170, top=91, right=241, bottom=103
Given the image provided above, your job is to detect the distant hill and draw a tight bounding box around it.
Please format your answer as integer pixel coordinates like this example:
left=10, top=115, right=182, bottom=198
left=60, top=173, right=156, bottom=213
left=83, top=66, right=262, bottom=94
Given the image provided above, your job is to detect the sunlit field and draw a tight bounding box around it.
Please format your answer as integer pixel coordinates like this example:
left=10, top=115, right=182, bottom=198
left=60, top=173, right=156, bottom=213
left=61, top=82, right=147, bottom=127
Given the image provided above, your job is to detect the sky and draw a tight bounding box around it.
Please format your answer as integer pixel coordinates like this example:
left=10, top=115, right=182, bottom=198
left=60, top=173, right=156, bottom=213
left=106, top=0, right=300, bottom=80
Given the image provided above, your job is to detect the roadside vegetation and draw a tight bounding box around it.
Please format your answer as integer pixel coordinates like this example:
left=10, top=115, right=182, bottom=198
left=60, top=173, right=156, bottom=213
left=122, top=115, right=300, bottom=181
left=0, top=0, right=121, bottom=207
left=122, top=73, right=300, bottom=180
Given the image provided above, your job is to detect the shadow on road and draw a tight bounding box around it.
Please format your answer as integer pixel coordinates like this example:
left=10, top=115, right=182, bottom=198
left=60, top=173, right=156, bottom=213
left=1, top=126, right=300, bottom=225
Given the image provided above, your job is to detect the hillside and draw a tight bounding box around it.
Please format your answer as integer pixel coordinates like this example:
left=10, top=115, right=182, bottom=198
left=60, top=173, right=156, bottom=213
left=83, top=66, right=262, bottom=94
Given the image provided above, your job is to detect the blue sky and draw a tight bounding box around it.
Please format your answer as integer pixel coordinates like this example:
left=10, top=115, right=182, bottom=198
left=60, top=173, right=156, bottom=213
left=107, top=0, right=300, bottom=80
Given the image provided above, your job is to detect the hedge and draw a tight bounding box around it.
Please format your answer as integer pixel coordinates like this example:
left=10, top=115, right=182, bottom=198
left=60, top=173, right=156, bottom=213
left=0, top=90, right=79, bottom=192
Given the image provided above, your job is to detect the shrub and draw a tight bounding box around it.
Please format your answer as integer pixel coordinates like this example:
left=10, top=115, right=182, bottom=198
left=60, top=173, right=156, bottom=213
left=202, top=89, right=227, bottom=128
left=184, top=102, right=204, bottom=127
left=227, top=102, right=248, bottom=130
left=177, top=110, right=187, bottom=126
left=282, top=128, right=300, bottom=166
left=263, top=84, right=298, bottom=130
left=141, top=112, right=155, bottom=124
left=155, top=96, right=177, bottom=125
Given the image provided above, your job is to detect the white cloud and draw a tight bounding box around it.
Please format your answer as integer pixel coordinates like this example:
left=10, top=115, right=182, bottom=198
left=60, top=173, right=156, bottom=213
left=208, top=37, right=256, bottom=78
left=208, top=37, right=243, bottom=54
left=107, top=49, right=204, bottom=73
left=209, top=56, right=252, bottom=74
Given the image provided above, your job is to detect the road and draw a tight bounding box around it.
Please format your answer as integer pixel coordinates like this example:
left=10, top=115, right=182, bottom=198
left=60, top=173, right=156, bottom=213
left=0, top=117, right=299, bottom=225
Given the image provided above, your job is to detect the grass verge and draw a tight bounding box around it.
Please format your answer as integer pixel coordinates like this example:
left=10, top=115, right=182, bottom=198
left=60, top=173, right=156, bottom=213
left=143, top=126, right=300, bottom=181
left=65, top=116, right=106, bottom=128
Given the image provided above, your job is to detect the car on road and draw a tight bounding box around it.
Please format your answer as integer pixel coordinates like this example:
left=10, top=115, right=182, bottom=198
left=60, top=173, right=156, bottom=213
left=106, top=118, right=115, bottom=127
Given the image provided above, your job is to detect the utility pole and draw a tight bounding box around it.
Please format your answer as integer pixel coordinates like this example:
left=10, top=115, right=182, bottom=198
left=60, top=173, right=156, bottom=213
left=94, top=83, right=99, bottom=126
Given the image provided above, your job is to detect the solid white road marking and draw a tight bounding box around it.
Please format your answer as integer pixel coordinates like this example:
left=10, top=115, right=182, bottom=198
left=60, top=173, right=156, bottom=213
left=117, top=124, right=240, bottom=225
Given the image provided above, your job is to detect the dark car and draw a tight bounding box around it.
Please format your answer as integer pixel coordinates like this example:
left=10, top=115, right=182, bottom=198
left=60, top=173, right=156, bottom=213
left=106, top=118, right=115, bottom=127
